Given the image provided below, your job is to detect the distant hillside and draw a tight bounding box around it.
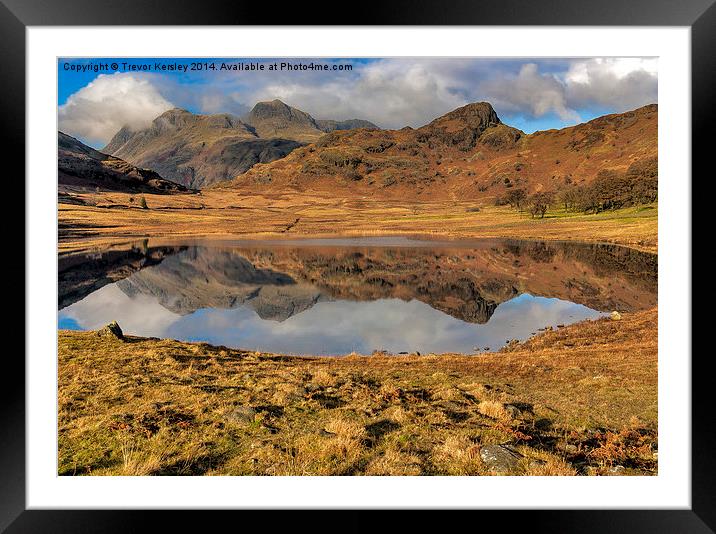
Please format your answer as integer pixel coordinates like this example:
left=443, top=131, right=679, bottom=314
left=316, top=118, right=379, bottom=132
left=102, top=109, right=299, bottom=189
left=243, top=99, right=378, bottom=142
left=220, top=102, right=657, bottom=202
left=58, top=132, right=188, bottom=194
left=243, top=99, right=324, bottom=143
left=102, top=101, right=377, bottom=189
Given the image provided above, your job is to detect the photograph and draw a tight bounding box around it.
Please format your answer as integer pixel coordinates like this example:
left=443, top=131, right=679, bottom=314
left=56, top=56, right=660, bottom=477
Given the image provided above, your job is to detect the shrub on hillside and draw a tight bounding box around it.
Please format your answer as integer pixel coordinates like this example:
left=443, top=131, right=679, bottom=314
left=558, top=157, right=657, bottom=214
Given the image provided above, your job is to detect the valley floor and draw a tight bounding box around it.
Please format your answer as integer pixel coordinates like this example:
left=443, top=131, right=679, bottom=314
left=58, top=189, right=658, bottom=254
left=58, top=308, right=657, bottom=476
left=57, top=188, right=658, bottom=476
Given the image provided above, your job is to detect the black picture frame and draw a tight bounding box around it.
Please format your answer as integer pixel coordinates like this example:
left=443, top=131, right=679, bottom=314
left=5, top=0, right=708, bottom=531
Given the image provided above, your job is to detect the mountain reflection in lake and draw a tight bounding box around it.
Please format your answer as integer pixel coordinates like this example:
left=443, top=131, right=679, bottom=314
left=58, top=238, right=657, bottom=355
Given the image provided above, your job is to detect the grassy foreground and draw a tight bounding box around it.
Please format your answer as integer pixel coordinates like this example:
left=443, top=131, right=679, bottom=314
left=58, top=190, right=658, bottom=254
left=58, top=308, right=657, bottom=476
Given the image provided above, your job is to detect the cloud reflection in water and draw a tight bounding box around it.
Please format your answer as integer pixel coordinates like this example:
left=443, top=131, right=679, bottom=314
left=59, top=285, right=603, bottom=355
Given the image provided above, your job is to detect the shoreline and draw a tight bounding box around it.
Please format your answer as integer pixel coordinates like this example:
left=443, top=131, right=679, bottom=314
left=59, top=229, right=658, bottom=257
left=58, top=227, right=658, bottom=256
left=57, top=313, right=603, bottom=360
left=58, top=192, right=658, bottom=255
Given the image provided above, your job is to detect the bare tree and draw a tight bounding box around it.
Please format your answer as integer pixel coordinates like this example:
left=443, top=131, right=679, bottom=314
left=505, top=188, right=528, bottom=211
left=528, top=192, right=554, bottom=219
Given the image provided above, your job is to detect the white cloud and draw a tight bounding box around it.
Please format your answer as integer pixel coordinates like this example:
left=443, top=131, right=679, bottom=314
left=197, top=90, right=249, bottom=116
left=564, top=58, right=658, bottom=111
left=58, top=72, right=174, bottom=147
left=59, top=284, right=179, bottom=335
left=475, top=59, right=656, bottom=124
left=60, top=285, right=603, bottom=355
left=59, top=58, right=658, bottom=144
left=244, top=59, right=470, bottom=129
left=479, top=63, right=581, bottom=122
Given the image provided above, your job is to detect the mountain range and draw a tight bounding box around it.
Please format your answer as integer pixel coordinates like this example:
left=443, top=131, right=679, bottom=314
left=221, top=101, right=658, bottom=201
left=64, top=99, right=657, bottom=201
left=102, top=99, right=378, bottom=189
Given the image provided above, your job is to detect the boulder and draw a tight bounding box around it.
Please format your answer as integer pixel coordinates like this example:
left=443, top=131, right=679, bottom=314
left=610, top=311, right=622, bottom=321
left=503, top=404, right=522, bottom=419
left=226, top=406, right=257, bottom=425
left=480, top=443, right=522, bottom=474
left=97, top=321, right=124, bottom=340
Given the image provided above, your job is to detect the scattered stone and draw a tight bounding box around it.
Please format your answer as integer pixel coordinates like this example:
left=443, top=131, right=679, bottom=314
left=610, top=311, right=622, bottom=321
left=479, top=444, right=523, bottom=474
left=226, top=406, right=257, bottom=425
left=564, top=443, right=579, bottom=454
left=305, top=383, right=321, bottom=393
left=97, top=321, right=124, bottom=340
left=503, top=404, right=522, bottom=419
left=606, top=465, right=625, bottom=475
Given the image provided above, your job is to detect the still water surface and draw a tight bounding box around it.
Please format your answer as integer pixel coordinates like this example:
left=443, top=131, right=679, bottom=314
left=58, top=237, right=657, bottom=355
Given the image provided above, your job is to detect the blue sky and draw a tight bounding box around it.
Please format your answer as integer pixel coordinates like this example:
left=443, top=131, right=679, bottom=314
left=58, top=57, right=658, bottom=148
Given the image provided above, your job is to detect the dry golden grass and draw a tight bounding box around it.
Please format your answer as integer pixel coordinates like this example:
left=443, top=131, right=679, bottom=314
left=324, top=416, right=366, bottom=440
left=58, top=190, right=657, bottom=255
left=477, top=400, right=512, bottom=421
left=364, top=449, right=424, bottom=476
left=522, top=455, right=577, bottom=476
left=432, top=435, right=484, bottom=475
left=58, top=308, right=657, bottom=476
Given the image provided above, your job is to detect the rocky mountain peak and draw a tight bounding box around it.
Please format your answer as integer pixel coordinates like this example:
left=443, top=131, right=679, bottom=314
left=247, top=99, right=317, bottom=126
left=245, top=99, right=323, bottom=142
left=152, top=108, right=196, bottom=131
left=102, top=125, right=135, bottom=154
left=425, top=102, right=501, bottom=133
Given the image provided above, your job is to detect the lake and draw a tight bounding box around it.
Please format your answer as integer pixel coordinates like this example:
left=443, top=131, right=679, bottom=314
left=58, top=237, right=657, bottom=355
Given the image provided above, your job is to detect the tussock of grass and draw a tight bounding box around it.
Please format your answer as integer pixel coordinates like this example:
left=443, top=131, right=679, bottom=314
left=477, top=400, right=512, bottom=421
left=365, top=449, right=423, bottom=476
left=432, top=435, right=484, bottom=475
left=58, top=308, right=657, bottom=476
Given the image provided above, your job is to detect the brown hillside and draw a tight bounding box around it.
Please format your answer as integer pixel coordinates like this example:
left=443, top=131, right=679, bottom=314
left=58, top=132, right=188, bottom=194
left=103, top=109, right=302, bottom=189
left=220, top=103, right=657, bottom=201
left=103, top=102, right=378, bottom=188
